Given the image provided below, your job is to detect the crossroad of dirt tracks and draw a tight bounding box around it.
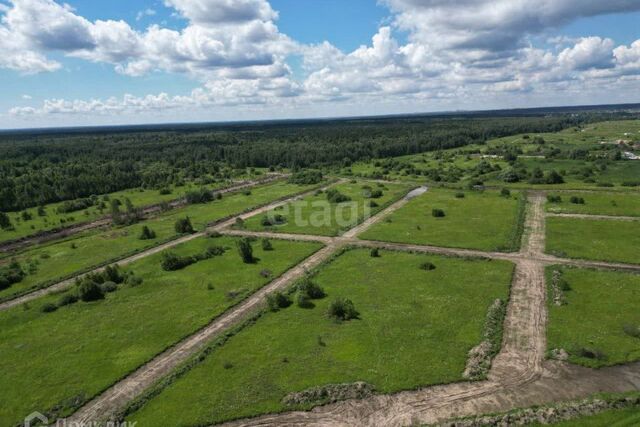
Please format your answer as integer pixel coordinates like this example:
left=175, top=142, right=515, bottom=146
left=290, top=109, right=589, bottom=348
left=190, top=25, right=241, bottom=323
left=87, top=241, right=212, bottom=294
left=44, top=186, right=640, bottom=426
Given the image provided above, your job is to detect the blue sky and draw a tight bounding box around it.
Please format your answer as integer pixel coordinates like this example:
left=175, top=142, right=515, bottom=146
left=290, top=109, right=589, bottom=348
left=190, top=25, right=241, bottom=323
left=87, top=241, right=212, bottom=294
left=0, top=0, right=639, bottom=128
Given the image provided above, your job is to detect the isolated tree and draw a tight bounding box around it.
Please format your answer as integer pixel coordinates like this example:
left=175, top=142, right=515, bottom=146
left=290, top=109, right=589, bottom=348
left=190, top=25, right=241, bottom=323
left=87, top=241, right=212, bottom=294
left=327, top=298, right=359, bottom=321
left=0, top=212, right=12, bottom=230
left=139, top=225, right=157, bottom=240
left=261, top=238, right=273, bottom=251
left=174, top=217, right=195, bottom=234
left=370, top=248, right=380, bottom=257
left=432, top=208, right=446, bottom=218
left=237, top=238, right=255, bottom=264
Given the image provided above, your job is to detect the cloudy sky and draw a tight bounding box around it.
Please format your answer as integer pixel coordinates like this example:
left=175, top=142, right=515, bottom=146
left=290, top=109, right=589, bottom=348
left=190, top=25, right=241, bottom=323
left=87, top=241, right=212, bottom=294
left=1, top=0, right=639, bottom=129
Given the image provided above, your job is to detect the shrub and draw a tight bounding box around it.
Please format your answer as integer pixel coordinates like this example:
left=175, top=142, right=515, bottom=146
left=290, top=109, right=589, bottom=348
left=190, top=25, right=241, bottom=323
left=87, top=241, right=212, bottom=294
left=369, top=189, right=383, bottom=199
left=261, top=214, right=286, bottom=227
left=455, top=192, right=465, bottom=198
left=500, top=188, right=511, bottom=197
left=161, top=252, right=196, bottom=271
left=289, top=170, right=323, bottom=185
left=205, top=246, right=226, bottom=257
left=297, top=292, right=313, bottom=308
left=368, top=200, right=379, bottom=208
left=234, top=217, right=245, bottom=229
left=577, top=347, right=606, bottom=360
left=159, top=188, right=172, bottom=195
left=57, top=294, right=79, bottom=307
left=40, top=303, right=58, bottom=313
left=547, top=195, right=562, bottom=203
left=103, top=265, right=125, bottom=284
left=570, top=196, right=585, bottom=205
left=266, top=292, right=292, bottom=311
left=420, top=261, right=436, bottom=271
left=77, top=279, right=105, bottom=302
left=298, top=278, right=325, bottom=299
left=327, top=298, right=359, bottom=321
left=545, top=170, right=565, bottom=184
left=126, top=275, right=143, bottom=287
left=175, top=217, right=195, bottom=234
left=370, top=248, right=380, bottom=257
left=139, top=226, right=157, bottom=240
left=326, top=188, right=351, bottom=203
left=261, top=238, right=273, bottom=251
left=432, top=208, right=446, bottom=218
left=0, top=212, right=13, bottom=230
left=100, top=281, right=118, bottom=293
left=237, top=237, right=255, bottom=263
left=0, top=261, right=26, bottom=290
left=185, top=188, right=213, bottom=204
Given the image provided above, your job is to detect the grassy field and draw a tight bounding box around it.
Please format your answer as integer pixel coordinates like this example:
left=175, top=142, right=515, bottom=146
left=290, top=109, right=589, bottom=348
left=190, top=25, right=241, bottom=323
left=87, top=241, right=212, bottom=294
left=128, top=249, right=513, bottom=426
left=546, top=192, right=640, bottom=217
left=242, top=181, right=412, bottom=236
left=360, top=188, right=524, bottom=252
left=0, top=181, right=317, bottom=301
left=546, top=267, right=640, bottom=368
left=0, top=169, right=270, bottom=244
left=0, top=236, right=322, bottom=424
left=0, top=181, right=225, bottom=244
left=546, top=217, right=640, bottom=264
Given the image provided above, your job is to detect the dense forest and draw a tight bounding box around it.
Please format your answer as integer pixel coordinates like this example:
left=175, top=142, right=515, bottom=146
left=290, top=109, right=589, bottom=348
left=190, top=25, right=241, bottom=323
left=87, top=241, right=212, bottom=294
left=0, top=111, right=635, bottom=211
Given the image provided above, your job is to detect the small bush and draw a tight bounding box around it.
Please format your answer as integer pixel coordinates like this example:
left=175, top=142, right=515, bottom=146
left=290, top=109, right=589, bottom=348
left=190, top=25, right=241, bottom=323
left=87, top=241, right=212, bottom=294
left=100, top=281, right=118, bottom=293
left=420, top=261, right=436, bottom=271
left=174, top=217, right=195, bottom=234
left=77, top=279, right=105, bottom=302
left=40, top=303, right=58, bottom=313
left=432, top=208, right=446, bottom=218
left=234, top=217, right=245, bottom=229
left=57, top=294, right=79, bottom=307
left=161, top=252, right=196, bottom=271
left=266, top=292, right=292, bottom=311
left=500, top=188, right=511, bottom=198
left=298, top=278, right=325, bottom=300
left=139, top=226, right=157, bottom=240
left=368, top=201, right=379, bottom=208
left=455, top=192, right=465, bottom=199
left=370, top=248, right=380, bottom=258
left=570, top=196, right=585, bottom=205
left=261, top=238, right=273, bottom=251
left=327, top=298, right=359, bottom=321
left=577, top=347, right=606, bottom=360
left=326, top=188, right=351, bottom=203
left=297, top=292, right=313, bottom=309
left=547, top=195, right=562, bottom=203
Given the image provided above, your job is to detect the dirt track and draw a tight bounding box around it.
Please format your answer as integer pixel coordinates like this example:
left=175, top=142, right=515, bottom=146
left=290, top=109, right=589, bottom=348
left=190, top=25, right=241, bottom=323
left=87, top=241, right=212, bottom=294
left=547, top=212, right=640, bottom=221
left=58, top=188, right=640, bottom=426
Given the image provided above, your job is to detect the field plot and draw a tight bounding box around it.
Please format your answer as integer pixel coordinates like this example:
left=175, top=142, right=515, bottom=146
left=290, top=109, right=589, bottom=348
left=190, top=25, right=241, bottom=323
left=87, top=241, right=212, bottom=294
left=0, top=180, right=228, bottom=244
left=360, top=188, right=524, bottom=252
left=546, top=192, right=640, bottom=217
left=546, top=217, right=640, bottom=264
left=0, top=236, right=321, bottom=424
left=127, top=249, right=513, bottom=426
left=0, top=181, right=317, bottom=301
left=546, top=267, right=640, bottom=368
left=243, top=181, right=412, bottom=236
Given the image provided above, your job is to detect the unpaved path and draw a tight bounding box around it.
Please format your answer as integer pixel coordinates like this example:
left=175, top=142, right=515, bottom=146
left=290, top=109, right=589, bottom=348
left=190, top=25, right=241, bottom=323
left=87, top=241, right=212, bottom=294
left=547, top=212, right=640, bottom=221
left=0, top=181, right=338, bottom=312
left=0, top=174, right=286, bottom=254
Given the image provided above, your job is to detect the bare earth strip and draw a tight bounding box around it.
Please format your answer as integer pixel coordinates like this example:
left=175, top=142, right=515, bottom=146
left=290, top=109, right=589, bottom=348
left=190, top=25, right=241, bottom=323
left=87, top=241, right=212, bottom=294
left=0, top=174, right=286, bottom=254
left=547, top=213, right=640, bottom=221
left=58, top=188, right=640, bottom=426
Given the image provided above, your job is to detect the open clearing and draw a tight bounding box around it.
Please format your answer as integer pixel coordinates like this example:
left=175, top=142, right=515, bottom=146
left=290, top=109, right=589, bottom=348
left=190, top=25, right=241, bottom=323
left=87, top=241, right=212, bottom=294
left=546, top=267, right=640, bottom=369
left=127, top=248, right=513, bottom=426
left=0, top=181, right=316, bottom=301
left=360, top=188, right=524, bottom=252
left=546, top=217, right=640, bottom=264
left=0, top=235, right=321, bottom=424
left=546, top=191, right=640, bottom=217
left=243, top=181, right=412, bottom=236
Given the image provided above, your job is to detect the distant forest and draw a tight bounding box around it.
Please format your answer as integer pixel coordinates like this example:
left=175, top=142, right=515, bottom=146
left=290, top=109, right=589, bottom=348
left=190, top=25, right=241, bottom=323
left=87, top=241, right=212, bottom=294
left=0, top=110, right=636, bottom=211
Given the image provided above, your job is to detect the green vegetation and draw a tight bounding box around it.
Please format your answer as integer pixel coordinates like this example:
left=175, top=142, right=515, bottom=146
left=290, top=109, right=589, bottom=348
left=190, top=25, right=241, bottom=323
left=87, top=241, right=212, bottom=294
left=243, top=181, right=411, bottom=236
left=127, top=249, right=513, bottom=426
left=546, top=192, right=640, bottom=217
left=541, top=407, right=640, bottom=426
left=0, top=181, right=319, bottom=301
left=546, top=267, right=640, bottom=368
left=546, top=217, right=640, bottom=264
left=0, top=236, right=322, bottom=424
left=361, top=188, right=524, bottom=251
